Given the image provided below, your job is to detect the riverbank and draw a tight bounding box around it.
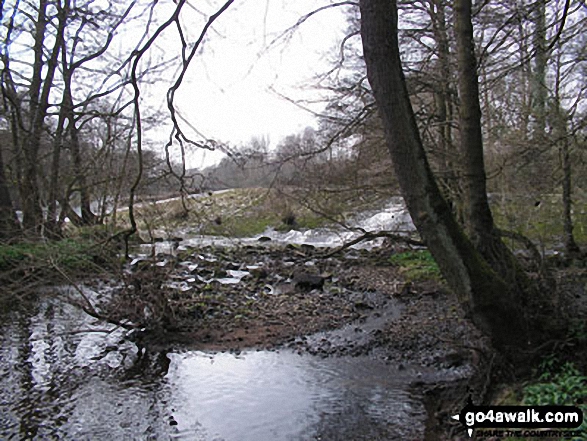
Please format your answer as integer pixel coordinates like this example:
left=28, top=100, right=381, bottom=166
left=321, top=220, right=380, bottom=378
left=93, top=237, right=586, bottom=440
left=90, top=239, right=486, bottom=438
left=2, top=235, right=585, bottom=439
left=2, top=187, right=586, bottom=439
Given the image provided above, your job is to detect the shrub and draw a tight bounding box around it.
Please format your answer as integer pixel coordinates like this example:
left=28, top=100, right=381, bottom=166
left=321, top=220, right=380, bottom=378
left=523, top=362, right=587, bottom=438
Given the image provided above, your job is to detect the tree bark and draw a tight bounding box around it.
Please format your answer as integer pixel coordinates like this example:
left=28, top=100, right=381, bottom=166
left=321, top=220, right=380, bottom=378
left=429, top=0, right=454, bottom=169
left=359, top=0, right=529, bottom=349
left=0, top=146, right=20, bottom=239
left=561, top=135, right=580, bottom=255
left=19, top=0, right=67, bottom=236
left=531, top=0, right=548, bottom=141
left=20, top=0, right=50, bottom=235
left=60, top=25, right=97, bottom=227
left=453, top=0, right=495, bottom=249
left=429, top=0, right=465, bottom=224
left=452, top=0, right=528, bottom=294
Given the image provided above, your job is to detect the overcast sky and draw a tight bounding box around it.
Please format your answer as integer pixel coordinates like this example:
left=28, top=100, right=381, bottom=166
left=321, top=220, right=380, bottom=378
left=140, top=0, right=350, bottom=169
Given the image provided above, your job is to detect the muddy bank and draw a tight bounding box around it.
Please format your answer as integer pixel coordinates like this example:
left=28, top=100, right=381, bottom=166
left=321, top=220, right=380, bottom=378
left=7, top=238, right=584, bottom=439
left=102, top=242, right=481, bottom=362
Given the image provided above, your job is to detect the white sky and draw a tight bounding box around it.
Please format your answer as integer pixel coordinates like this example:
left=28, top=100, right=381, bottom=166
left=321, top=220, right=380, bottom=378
left=141, top=0, right=350, bottom=169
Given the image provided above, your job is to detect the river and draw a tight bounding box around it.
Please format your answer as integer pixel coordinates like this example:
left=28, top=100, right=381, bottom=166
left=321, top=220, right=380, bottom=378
left=0, top=199, right=438, bottom=440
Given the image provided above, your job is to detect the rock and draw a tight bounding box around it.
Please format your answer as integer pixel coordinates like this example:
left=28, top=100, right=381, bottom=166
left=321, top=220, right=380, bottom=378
left=257, top=236, right=272, bottom=242
left=293, top=272, right=325, bottom=291
left=248, top=265, right=268, bottom=279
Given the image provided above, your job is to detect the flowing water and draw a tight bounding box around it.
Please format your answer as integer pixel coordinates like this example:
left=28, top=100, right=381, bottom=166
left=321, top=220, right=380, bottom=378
left=0, top=289, right=428, bottom=440
left=0, top=199, right=432, bottom=440
left=147, top=197, right=416, bottom=256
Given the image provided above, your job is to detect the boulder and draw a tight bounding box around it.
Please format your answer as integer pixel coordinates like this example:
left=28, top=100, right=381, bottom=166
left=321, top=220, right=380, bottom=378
left=293, top=272, right=325, bottom=291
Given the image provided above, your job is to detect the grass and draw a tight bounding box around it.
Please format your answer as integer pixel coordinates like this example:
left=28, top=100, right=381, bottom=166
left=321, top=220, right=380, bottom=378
left=0, top=239, right=95, bottom=271
left=388, top=250, right=443, bottom=282
left=0, top=235, right=119, bottom=293
left=116, top=187, right=390, bottom=240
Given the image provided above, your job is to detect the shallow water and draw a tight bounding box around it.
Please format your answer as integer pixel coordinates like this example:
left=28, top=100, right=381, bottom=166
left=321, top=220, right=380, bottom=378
left=0, top=289, right=427, bottom=440
left=143, top=197, right=416, bottom=256
left=166, top=351, right=427, bottom=440
left=1, top=200, right=427, bottom=440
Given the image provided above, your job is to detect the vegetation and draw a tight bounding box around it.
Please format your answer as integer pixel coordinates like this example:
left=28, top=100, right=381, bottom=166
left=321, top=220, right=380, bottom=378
left=0, top=239, right=93, bottom=271
left=524, top=362, right=586, bottom=416
left=496, top=360, right=587, bottom=441
left=492, top=195, right=587, bottom=247
left=388, top=250, right=443, bottom=283
left=117, top=187, right=390, bottom=240
left=358, top=0, right=586, bottom=354
left=0, top=235, right=118, bottom=308
left=0, top=0, right=584, bottom=420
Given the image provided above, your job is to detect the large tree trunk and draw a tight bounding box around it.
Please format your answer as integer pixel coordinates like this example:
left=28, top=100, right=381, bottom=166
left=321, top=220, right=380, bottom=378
left=454, top=0, right=494, bottom=247
left=19, top=0, right=67, bottom=236
left=453, top=0, right=527, bottom=291
left=359, top=0, right=529, bottom=349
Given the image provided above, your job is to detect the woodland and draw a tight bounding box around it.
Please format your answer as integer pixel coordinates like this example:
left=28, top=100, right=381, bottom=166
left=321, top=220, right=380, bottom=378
left=0, top=0, right=586, bottom=429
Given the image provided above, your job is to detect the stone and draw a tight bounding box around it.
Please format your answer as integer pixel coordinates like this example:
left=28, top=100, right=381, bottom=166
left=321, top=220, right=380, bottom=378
left=293, top=272, right=325, bottom=291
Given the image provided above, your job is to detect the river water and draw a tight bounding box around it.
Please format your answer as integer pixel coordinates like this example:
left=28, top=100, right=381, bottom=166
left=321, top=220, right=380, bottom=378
left=0, top=289, right=428, bottom=440
left=0, top=199, right=432, bottom=440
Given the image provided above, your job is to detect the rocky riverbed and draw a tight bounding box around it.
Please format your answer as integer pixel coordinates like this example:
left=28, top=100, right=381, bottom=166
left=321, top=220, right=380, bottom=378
left=4, top=235, right=585, bottom=439
left=79, top=239, right=490, bottom=439
left=96, top=240, right=483, bottom=362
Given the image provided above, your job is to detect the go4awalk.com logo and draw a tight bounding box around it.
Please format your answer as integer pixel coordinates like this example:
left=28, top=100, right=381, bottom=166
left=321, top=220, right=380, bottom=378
left=452, top=397, right=584, bottom=438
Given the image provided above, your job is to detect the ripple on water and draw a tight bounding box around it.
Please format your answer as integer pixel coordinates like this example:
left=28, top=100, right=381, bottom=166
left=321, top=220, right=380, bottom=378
left=0, top=280, right=427, bottom=440
left=165, top=350, right=427, bottom=441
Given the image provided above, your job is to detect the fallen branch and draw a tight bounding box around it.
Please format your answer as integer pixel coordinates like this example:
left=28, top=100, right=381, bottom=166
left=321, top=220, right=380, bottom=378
left=319, top=230, right=424, bottom=259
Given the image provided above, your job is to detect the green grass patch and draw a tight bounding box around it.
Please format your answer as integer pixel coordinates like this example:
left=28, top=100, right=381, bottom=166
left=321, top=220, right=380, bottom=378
left=0, top=237, right=113, bottom=274
left=201, top=212, right=281, bottom=237
left=388, top=250, right=442, bottom=282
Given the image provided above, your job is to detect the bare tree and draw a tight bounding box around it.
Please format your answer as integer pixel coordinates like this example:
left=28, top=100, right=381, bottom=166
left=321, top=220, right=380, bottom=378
left=357, top=0, right=554, bottom=351
left=0, top=132, right=19, bottom=238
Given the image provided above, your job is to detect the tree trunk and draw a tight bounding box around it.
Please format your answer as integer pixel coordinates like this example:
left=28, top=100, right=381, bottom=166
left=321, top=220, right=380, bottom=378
left=531, top=0, right=547, bottom=141
left=429, top=0, right=454, bottom=169
left=62, top=64, right=97, bottom=226
left=452, top=0, right=528, bottom=292
left=45, top=99, right=67, bottom=238
left=561, top=135, right=580, bottom=255
left=359, top=0, right=529, bottom=349
left=20, top=0, right=49, bottom=235
left=429, top=0, right=462, bottom=220
left=19, top=0, right=67, bottom=236
left=0, top=146, right=20, bottom=239
left=453, top=0, right=494, bottom=248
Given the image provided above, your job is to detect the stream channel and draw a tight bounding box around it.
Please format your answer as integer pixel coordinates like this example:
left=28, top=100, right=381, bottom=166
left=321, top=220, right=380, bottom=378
left=0, top=199, right=446, bottom=440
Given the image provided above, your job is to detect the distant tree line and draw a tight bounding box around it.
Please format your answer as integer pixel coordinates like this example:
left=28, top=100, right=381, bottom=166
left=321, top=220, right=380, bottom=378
left=0, top=0, right=210, bottom=240
left=202, top=0, right=586, bottom=255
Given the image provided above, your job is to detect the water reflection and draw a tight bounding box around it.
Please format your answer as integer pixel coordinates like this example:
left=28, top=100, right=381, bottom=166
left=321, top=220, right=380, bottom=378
left=0, top=292, right=426, bottom=440
left=167, top=351, right=426, bottom=440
